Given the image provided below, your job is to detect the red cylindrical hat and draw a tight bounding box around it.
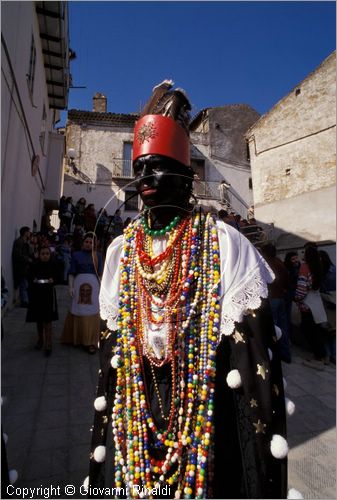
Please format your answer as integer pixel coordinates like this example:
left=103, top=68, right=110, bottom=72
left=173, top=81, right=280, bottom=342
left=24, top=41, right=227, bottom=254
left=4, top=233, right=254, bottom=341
left=132, top=114, right=190, bottom=166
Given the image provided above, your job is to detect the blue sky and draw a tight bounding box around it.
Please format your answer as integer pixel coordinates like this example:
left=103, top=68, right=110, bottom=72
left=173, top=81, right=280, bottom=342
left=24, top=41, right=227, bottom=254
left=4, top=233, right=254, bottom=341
left=61, top=1, right=335, bottom=124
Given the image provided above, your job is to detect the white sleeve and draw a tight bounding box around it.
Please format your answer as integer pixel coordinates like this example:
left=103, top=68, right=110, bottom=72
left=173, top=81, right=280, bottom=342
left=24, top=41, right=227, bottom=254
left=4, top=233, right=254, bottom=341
left=216, top=221, right=275, bottom=337
left=99, top=235, right=124, bottom=330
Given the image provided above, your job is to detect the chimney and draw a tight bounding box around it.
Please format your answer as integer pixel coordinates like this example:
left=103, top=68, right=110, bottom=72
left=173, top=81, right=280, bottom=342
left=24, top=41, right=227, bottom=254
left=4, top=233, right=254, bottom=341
left=93, top=92, right=107, bottom=113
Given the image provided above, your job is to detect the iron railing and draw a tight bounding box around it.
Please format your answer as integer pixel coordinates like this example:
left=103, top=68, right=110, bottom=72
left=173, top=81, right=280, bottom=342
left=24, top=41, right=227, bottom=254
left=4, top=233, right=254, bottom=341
left=112, top=159, right=134, bottom=178
left=193, top=180, right=222, bottom=200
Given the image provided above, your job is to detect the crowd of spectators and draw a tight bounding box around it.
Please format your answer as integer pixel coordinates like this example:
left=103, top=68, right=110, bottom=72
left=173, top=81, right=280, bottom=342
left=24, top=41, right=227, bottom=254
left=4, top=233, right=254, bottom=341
left=216, top=208, right=335, bottom=368
left=218, top=209, right=266, bottom=243
left=57, top=196, right=128, bottom=250
left=260, top=242, right=336, bottom=369
left=9, top=200, right=336, bottom=369
left=11, top=197, right=133, bottom=313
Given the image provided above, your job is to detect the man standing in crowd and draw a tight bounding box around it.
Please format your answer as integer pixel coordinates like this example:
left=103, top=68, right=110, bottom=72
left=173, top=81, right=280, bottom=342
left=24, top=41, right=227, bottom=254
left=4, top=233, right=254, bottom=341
left=12, top=226, right=33, bottom=307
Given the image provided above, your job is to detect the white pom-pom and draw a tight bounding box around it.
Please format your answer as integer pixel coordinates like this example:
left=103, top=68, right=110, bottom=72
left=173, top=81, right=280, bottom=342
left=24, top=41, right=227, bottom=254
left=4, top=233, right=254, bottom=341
left=275, top=325, right=282, bottom=340
left=94, top=396, right=107, bottom=412
left=270, top=434, right=289, bottom=459
left=9, top=469, right=18, bottom=484
left=111, top=355, right=121, bottom=369
left=268, top=348, right=273, bottom=361
left=82, top=476, right=89, bottom=493
left=287, top=487, right=303, bottom=499
left=285, top=397, right=296, bottom=416
left=226, top=369, right=242, bottom=389
left=283, top=377, right=287, bottom=390
left=3, top=432, right=8, bottom=444
left=93, top=445, right=106, bottom=463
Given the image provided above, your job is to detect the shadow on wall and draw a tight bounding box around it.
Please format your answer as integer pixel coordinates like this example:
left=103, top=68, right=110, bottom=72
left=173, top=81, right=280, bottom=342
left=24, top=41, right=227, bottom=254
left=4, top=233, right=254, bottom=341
left=95, top=164, right=113, bottom=184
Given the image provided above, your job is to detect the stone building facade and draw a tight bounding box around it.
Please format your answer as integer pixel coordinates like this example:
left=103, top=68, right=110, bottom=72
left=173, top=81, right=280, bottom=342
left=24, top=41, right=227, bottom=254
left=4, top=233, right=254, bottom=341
left=246, top=51, right=336, bottom=253
left=63, top=95, right=139, bottom=219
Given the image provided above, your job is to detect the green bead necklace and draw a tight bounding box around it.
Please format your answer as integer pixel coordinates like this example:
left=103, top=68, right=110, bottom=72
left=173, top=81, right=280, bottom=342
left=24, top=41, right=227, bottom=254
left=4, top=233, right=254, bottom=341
left=141, top=213, right=181, bottom=236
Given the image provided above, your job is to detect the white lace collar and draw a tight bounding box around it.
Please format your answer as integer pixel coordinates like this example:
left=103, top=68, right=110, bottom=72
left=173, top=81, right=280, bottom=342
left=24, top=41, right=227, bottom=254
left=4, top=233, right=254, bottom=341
left=216, top=221, right=274, bottom=337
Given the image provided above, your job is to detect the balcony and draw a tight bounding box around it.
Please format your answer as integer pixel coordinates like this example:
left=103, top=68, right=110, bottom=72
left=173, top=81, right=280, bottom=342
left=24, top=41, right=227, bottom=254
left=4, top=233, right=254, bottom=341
left=111, top=159, right=134, bottom=179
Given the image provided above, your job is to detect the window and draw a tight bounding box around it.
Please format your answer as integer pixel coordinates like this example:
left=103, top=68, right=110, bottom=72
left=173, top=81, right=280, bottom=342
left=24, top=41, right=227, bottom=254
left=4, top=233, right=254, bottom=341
left=122, top=142, right=133, bottom=177
left=27, top=34, right=36, bottom=95
left=124, top=189, right=139, bottom=211
left=246, top=142, right=250, bottom=161
left=190, top=159, right=205, bottom=180
left=248, top=177, right=253, bottom=190
left=39, top=105, right=47, bottom=153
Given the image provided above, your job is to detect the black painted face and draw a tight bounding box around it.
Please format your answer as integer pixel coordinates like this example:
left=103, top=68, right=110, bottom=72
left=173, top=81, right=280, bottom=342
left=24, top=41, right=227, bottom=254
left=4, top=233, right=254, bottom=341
left=133, top=155, right=192, bottom=209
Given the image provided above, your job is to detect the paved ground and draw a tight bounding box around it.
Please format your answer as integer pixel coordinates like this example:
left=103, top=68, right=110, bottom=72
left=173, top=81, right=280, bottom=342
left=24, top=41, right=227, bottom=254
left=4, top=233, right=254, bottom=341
left=2, top=285, right=336, bottom=499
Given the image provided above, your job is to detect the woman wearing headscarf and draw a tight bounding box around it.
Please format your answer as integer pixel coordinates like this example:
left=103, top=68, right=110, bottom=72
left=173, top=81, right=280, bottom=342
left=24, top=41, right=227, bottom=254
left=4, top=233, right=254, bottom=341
left=61, top=233, right=102, bottom=354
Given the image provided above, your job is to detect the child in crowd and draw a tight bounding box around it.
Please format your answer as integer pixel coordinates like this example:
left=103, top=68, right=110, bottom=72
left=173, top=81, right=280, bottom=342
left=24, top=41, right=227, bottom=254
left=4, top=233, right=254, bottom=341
left=26, top=246, right=59, bottom=356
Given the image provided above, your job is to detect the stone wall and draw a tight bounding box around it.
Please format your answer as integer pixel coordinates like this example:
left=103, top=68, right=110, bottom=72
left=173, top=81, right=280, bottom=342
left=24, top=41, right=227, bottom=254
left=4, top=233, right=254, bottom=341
left=66, top=123, right=134, bottom=182
left=64, top=121, right=139, bottom=220
left=248, top=52, right=336, bottom=205
left=208, top=105, right=260, bottom=165
left=247, top=51, right=336, bottom=246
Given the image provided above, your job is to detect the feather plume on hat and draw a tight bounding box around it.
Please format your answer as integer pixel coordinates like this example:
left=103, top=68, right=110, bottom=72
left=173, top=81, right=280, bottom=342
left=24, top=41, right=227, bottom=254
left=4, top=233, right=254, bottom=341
left=140, top=79, right=192, bottom=134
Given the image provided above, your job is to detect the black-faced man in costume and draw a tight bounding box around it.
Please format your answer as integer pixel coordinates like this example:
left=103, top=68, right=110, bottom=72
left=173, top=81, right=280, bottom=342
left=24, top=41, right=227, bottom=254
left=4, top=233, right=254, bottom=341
left=86, top=81, right=292, bottom=499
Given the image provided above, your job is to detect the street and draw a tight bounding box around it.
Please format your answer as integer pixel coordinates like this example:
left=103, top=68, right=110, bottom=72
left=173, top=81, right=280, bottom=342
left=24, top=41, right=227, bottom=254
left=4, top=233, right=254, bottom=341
left=2, top=285, right=336, bottom=499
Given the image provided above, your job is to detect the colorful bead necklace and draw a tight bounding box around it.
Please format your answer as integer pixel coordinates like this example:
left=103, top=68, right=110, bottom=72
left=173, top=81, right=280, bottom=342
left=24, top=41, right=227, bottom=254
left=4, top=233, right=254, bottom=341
left=112, top=210, right=221, bottom=498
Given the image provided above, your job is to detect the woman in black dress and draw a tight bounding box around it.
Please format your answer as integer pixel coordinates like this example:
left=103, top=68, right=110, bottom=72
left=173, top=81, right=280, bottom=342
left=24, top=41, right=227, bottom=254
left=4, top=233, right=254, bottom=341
left=26, top=246, right=58, bottom=355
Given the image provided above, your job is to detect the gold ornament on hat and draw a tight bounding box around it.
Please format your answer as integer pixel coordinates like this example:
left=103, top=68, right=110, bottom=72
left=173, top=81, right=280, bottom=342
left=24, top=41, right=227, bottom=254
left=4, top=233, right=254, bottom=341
left=137, top=121, right=158, bottom=145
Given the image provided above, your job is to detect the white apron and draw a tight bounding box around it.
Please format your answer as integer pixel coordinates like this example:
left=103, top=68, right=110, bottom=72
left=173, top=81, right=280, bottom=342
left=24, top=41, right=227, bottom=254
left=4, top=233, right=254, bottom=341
left=71, top=273, right=100, bottom=317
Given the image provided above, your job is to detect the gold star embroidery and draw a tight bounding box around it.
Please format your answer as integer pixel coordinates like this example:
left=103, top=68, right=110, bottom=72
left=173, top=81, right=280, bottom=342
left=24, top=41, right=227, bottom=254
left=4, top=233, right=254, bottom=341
left=232, top=329, right=246, bottom=344
left=257, top=363, right=268, bottom=380
left=102, top=415, right=108, bottom=424
left=253, top=419, right=266, bottom=434
left=272, top=384, right=280, bottom=396
left=250, top=398, right=258, bottom=408
left=101, top=428, right=104, bottom=436
left=272, top=336, right=277, bottom=343
left=100, top=329, right=111, bottom=339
